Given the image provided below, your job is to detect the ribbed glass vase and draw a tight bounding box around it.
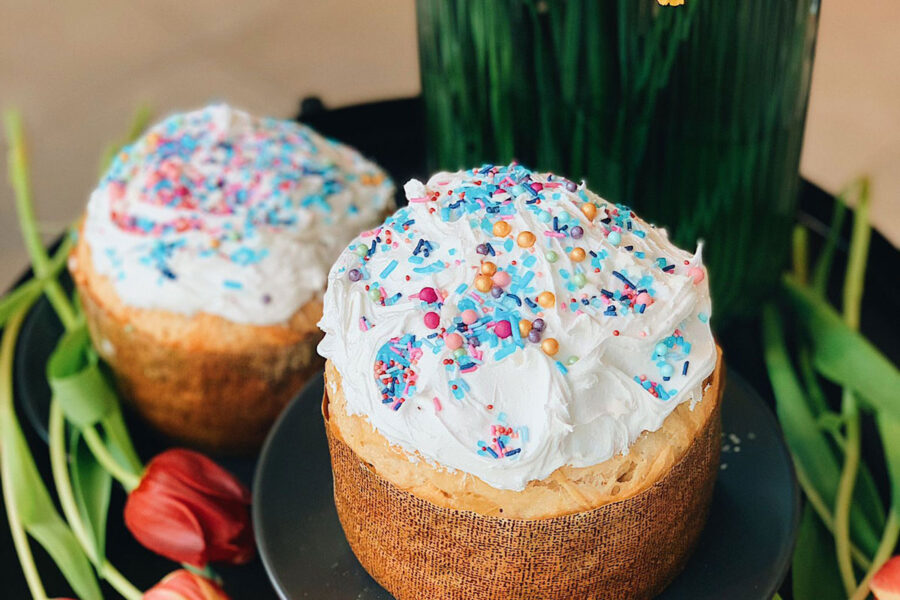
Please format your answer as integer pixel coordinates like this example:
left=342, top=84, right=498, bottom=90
left=417, top=0, right=820, bottom=322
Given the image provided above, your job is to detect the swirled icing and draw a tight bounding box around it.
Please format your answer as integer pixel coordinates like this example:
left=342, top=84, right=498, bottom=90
left=83, top=104, right=394, bottom=325
left=318, top=163, right=715, bottom=491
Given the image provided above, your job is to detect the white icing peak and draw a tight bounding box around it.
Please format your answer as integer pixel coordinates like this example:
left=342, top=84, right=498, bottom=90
left=318, top=164, right=715, bottom=491
left=83, top=103, right=394, bottom=325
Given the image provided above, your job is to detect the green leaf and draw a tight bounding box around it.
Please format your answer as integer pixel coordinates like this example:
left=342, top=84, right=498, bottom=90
left=100, top=406, right=143, bottom=474
left=0, top=406, right=103, bottom=600
left=762, top=304, right=881, bottom=555
left=783, top=276, right=900, bottom=420
left=47, top=326, right=116, bottom=427
left=69, top=428, right=111, bottom=564
left=877, top=413, right=900, bottom=515
left=0, top=279, right=42, bottom=327
left=792, top=506, right=845, bottom=600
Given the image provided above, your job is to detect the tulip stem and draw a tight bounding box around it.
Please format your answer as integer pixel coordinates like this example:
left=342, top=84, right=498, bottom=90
left=101, top=560, right=143, bottom=600
left=50, top=400, right=146, bottom=600
left=49, top=400, right=95, bottom=556
left=1, top=310, right=49, bottom=600
left=83, top=426, right=141, bottom=492
left=4, top=110, right=79, bottom=330
left=834, top=179, right=871, bottom=595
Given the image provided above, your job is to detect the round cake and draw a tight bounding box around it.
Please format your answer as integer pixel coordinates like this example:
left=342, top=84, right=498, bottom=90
left=318, top=163, right=723, bottom=599
left=70, top=104, right=394, bottom=453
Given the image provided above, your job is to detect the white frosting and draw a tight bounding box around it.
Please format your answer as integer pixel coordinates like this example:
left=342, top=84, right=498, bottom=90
left=318, top=164, right=715, bottom=491
left=84, top=104, right=394, bottom=325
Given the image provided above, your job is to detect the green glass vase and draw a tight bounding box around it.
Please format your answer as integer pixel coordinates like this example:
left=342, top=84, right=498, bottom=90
left=417, top=0, right=820, bottom=323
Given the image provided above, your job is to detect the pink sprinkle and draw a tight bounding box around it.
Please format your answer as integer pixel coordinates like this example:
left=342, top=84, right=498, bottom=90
left=433, top=397, right=442, bottom=412
left=494, top=320, right=513, bottom=339
left=460, top=366, right=478, bottom=374
left=492, top=271, right=511, bottom=287
left=424, top=311, right=441, bottom=329
left=544, top=231, right=565, bottom=238
left=361, top=227, right=383, bottom=238
left=461, top=309, right=479, bottom=324
left=635, top=292, right=653, bottom=306
left=408, top=197, right=428, bottom=203
left=418, top=286, right=438, bottom=303
left=445, top=333, right=464, bottom=350
left=358, top=317, right=369, bottom=331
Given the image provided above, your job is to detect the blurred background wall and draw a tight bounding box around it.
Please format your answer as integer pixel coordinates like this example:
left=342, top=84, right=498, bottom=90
left=0, top=0, right=896, bottom=288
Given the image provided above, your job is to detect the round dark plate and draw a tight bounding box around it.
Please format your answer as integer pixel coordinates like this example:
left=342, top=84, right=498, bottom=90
left=254, top=370, right=800, bottom=600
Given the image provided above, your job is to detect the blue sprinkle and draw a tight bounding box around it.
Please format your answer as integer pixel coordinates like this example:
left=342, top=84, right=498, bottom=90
left=612, top=271, right=636, bottom=289
left=380, top=260, right=398, bottom=278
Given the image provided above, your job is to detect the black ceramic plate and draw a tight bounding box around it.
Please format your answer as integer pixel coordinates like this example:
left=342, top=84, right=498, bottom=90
left=254, top=370, right=800, bottom=600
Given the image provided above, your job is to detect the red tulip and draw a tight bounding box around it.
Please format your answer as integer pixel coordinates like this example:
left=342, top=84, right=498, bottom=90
left=873, top=556, right=900, bottom=600
left=143, top=569, right=231, bottom=600
left=124, top=449, right=254, bottom=567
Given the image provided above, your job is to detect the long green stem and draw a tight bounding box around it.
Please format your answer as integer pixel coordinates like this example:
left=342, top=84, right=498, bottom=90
left=4, top=110, right=78, bottom=329
left=83, top=427, right=141, bottom=492
left=834, top=179, right=872, bottom=594
left=842, top=179, right=871, bottom=331
left=98, top=105, right=152, bottom=175
left=49, top=401, right=93, bottom=555
left=101, top=560, right=143, bottom=600
left=0, top=233, right=72, bottom=328
left=1, top=309, right=48, bottom=600
left=851, top=510, right=900, bottom=600
left=50, top=401, right=145, bottom=599
left=836, top=389, right=862, bottom=593
left=795, top=459, right=871, bottom=570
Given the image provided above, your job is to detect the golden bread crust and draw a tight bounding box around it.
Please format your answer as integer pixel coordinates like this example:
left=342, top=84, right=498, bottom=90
left=323, top=349, right=724, bottom=599
left=71, top=234, right=324, bottom=453
left=324, top=347, right=722, bottom=518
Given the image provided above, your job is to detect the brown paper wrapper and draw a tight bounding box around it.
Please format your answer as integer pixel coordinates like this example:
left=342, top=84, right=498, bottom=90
left=80, top=287, right=323, bottom=454
left=324, top=371, right=722, bottom=600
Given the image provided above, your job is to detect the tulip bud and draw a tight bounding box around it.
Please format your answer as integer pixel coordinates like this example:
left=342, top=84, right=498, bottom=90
left=125, top=449, right=254, bottom=566
left=143, top=569, right=231, bottom=600
left=873, top=556, right=900, bottom=600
